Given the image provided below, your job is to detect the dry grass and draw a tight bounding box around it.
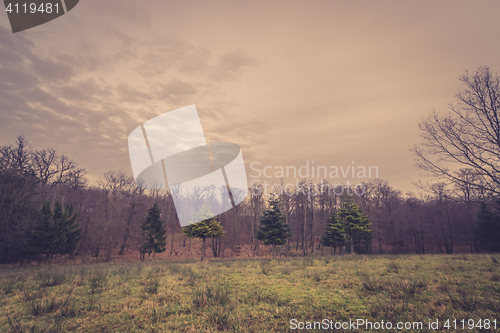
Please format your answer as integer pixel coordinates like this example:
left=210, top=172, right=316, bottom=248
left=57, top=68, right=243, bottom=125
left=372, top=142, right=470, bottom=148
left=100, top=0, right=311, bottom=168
left=1, top=254, right=499, bottom=332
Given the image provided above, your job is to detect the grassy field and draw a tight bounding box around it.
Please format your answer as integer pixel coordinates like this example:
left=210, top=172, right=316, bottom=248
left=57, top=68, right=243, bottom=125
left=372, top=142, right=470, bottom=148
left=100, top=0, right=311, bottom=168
left=1, top=254, right=499, bottom=332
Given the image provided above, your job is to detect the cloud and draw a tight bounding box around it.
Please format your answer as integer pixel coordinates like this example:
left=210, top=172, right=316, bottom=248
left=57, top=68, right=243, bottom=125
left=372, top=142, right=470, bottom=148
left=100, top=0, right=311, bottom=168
left=116, top=83, right=153, bottom=104
left=154, top=78, right=199, bottom=104
left=210, top=49, right=257, bottom=81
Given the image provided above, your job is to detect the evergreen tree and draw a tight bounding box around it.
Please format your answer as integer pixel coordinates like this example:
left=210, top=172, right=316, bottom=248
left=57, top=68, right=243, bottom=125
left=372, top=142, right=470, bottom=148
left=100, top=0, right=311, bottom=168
left=256, top=197, right=292, bottom=259
left=332, top=196, right=372, bottom=254
left=28, top=201, right=54, bottom=257
left=183, top=218, right=225, bottom=261
left=183, top=203, right=225, bottom=261
left=141, top=203, right=166, bottom=259
left=52, top=201, right=81, bottom=255
left=28, top=200, right=81, bottom=259
left=321, top=212, right=347, bottom=254
left=475, top=200, right=500, bottom=253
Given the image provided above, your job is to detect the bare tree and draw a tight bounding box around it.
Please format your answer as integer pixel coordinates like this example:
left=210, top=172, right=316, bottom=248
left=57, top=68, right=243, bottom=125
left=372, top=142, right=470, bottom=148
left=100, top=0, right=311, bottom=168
left=0, top=135, right=33, bottom=172
left=278, top=178, right=296, bottom=256
left=413, top=66, right=500, bottom=198
left=249, top=184, right=264, bottom=256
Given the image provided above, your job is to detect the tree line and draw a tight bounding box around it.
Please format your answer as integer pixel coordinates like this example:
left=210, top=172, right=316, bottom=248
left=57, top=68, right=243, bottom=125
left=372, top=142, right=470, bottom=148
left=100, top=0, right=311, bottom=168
left=0, top=135, right=495, bottom=264
left=1, top=66, right=500, bottom=263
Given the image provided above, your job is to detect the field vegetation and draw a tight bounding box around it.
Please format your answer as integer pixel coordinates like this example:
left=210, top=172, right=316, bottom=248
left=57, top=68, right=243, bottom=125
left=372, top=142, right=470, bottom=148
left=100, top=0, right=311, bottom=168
left=1, top=254, right=499, bottom=332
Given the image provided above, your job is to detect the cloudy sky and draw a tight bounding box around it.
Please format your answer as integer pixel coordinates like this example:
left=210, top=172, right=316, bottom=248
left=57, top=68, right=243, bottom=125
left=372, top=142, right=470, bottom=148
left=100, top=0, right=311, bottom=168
left=1, top=0, right=500, bottom=194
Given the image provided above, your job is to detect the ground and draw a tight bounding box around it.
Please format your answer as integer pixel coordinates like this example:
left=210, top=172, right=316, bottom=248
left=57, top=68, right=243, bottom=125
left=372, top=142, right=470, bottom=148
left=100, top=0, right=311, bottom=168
left=1, top=254, right=499, bottom=332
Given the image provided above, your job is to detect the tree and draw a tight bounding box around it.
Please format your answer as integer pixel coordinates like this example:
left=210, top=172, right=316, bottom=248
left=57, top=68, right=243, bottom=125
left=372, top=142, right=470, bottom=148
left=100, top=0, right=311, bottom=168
left=97, top=171, right=146, bottom=257
left=249, top=184, right=264, bottom=256
left=413, top=66, right=500, bottom=198
left=183, top=218, right=225, bottom=261
left=256, top=196, right=292, bottom=259
left=27, top=201, right=53, bottom=258
left=182, top=203, right=225, bottom=261
left=52, top=201, right=81, bottom=255
left=32, top=148, right=87, bottom=188
left=141, top=203, right=166, bottom=259
left=321, top=212, right=347, bottom=254
left=0, top=136, right=86, bottom=263
left=474, top=200, right=500, bottom=253
left=0, top=136, right=40, bottom=263
left=336, top=196, right=372, bottom=254
left=28, top=200, right=81, bottom=259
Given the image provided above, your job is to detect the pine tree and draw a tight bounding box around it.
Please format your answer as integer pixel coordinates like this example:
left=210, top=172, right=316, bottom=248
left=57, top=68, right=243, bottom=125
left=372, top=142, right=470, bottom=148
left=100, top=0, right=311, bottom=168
left=57, top=202, right=80, bottom=255
left=61, top=203, right=81, bottom=255
left=332, top=196, right=372, bottom=254
left=474, top=201, right=500, bottom=253
left=52, top=201, right=80, bottom=255
left=321, top=212, right=347, bottom=254
left=256, top=197, right=292, bottom=259
left=141, top=203, right=166, bottom=259
left=28, top=200, right=81, bottom=259
left=28, top=201, right=54, bottom=258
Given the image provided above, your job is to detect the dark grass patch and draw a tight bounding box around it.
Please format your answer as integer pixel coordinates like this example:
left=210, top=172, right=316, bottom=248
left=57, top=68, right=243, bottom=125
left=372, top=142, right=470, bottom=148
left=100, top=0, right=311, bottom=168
left=193, top=284, right=231, bottom=308
left=140, top=273, right=159, bottom=294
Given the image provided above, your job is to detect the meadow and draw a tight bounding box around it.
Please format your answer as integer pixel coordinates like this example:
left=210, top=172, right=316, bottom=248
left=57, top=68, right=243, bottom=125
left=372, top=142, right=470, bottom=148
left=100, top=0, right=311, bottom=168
left=1, top=254, right=499, bottom=332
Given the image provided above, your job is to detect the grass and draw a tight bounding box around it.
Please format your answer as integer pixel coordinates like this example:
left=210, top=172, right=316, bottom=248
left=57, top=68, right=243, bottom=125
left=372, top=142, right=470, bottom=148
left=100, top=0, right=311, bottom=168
left=0, top=254, right=499, bottom=332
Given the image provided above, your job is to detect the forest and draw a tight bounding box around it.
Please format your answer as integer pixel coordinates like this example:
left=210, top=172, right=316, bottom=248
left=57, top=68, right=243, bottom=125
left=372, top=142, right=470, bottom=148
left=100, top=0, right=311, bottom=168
left=0, top=135, right=492, bottom=265
left=2, top=67, right=500, bottom=264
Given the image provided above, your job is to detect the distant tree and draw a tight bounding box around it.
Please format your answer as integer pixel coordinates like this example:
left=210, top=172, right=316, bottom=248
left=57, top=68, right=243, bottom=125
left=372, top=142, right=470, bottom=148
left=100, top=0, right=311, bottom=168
left=141, top=203, right=166, bottom=259
left=256, top=196, right=292, bottom=259
left=52, top=201, right=81, bottom=255
left=28, top=200, right=81, bottom=259
left=183, top=219, right=225, bottom=261
left=0, top=136, right=40, bottom=263
left=97, top=171, right=146, bottom=258
left=249, top=184, right=264, bottom=256
left=27, top=201, right=53, bottom=258
left=336, top=196, right=372, bottom=254
left=183, top=203, right=225, bottom=261
left=0, top=136, right=86, bottom=263
left=474, top=201, right=500, bottom=253
left=321, top=212, right=347, bottom=254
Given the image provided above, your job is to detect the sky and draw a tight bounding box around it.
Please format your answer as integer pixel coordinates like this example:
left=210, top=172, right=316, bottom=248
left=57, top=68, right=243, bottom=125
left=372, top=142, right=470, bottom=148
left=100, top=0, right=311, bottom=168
left=1, top=0, right=500, bottom=195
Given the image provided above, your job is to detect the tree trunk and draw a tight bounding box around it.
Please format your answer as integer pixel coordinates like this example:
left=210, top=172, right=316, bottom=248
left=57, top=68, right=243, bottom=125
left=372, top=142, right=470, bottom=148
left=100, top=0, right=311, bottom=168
left=170, top=221, right=175, bottom=255
left=310, top=200, right=315, bottom=253
left=119, top=202, right=135, bottom=256
left=302, top=202, right=307, bottom=256
left=201, top=237, right=206, bottom=262
left=252, top=215, right=257, bottom=257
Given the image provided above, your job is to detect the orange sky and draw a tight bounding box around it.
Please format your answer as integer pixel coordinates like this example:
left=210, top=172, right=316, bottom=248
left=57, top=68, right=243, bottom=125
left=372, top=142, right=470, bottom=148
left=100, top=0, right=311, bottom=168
left=1, top=0, right=500, bottom=194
